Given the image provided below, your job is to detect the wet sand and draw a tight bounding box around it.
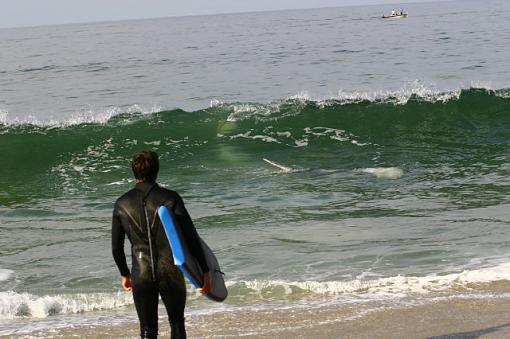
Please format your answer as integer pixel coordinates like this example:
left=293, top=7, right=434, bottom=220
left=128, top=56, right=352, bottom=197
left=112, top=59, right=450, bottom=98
left=11, top=296, right=510, bottom=339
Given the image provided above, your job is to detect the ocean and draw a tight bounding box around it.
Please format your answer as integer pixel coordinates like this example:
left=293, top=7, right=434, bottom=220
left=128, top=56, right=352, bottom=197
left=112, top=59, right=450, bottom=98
left=1, top=0, right=510, bottom=337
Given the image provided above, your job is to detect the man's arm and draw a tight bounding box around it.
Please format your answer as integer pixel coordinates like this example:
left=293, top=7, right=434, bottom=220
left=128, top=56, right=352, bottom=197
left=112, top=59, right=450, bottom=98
left=112, top=205, right=130, bottom=277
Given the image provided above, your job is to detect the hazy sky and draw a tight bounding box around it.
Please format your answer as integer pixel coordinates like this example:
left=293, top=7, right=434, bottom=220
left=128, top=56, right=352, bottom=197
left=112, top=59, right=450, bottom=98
left=1, top=0, right=434, bottom=29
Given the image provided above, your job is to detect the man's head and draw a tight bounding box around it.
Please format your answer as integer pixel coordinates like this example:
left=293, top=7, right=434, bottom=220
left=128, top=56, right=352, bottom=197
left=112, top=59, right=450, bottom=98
left=131, top=150, right=159, bottom=183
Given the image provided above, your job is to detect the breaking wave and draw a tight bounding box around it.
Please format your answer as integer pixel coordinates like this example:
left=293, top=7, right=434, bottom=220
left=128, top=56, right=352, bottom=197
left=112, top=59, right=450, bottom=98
left=3, top=260, right=510, bottom=320
left=1, top=87, right=509, bottom=203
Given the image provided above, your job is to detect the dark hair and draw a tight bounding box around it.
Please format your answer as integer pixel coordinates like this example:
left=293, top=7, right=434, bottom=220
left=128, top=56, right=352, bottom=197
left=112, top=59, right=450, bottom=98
left=131, top=150, right=159, bottom=182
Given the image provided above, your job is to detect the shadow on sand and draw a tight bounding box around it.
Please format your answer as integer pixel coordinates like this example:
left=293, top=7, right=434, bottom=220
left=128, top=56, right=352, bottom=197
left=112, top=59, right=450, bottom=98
left=427, top=322, right=510, bottom=339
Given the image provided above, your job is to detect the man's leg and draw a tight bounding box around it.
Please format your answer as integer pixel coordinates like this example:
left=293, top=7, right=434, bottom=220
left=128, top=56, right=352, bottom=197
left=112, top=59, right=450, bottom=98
left=160, top=280, right=187, bottom=339
left=133, top=288, right=159, bottom=339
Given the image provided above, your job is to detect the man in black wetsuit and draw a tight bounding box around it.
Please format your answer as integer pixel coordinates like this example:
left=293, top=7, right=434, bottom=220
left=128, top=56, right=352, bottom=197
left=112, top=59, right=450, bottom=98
left=112, top=150, right=210, bottom=339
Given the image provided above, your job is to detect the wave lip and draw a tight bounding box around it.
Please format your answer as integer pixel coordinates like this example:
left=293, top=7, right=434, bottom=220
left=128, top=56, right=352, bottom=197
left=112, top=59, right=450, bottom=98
left=332, top=86, right=461, bottom=105
left=0, top=104, right=163, bottom=128
left=1, top=85, right=509, bottom=129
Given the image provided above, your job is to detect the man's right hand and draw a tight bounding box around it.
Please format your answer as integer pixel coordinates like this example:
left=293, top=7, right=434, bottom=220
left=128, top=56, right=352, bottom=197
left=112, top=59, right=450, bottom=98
left=199, top=272, right=211, bottom=295
left=121, top=274, right=133, bottom=291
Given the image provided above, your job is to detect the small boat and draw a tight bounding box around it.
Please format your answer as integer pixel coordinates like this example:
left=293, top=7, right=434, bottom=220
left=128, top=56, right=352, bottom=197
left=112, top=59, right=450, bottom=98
left=382, top=13, right=408, bottom=19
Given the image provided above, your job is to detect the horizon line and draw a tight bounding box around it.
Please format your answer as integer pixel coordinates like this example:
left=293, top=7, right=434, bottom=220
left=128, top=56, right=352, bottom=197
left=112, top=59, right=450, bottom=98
left=0, top=0, right=450, bottom=30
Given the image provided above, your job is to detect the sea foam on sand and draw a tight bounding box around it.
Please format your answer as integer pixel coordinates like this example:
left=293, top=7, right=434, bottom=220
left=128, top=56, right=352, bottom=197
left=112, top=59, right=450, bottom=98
left=21, top=297, right=510, bottom=339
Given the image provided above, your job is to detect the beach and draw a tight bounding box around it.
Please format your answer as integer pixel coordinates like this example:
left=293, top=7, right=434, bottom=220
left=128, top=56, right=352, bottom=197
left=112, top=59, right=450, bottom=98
left=2, top=0, right=510, bottom=337
left=11, top=296, right=510, bottom=338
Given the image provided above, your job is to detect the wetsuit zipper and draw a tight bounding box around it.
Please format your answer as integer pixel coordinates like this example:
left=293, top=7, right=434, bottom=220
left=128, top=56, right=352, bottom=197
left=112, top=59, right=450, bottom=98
left=143, top=201, right=157, bottom=282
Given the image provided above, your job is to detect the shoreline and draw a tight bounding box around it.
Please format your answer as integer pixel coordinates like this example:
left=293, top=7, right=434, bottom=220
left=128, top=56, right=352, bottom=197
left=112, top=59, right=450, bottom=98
left=8, top=295, right=510, bottom=338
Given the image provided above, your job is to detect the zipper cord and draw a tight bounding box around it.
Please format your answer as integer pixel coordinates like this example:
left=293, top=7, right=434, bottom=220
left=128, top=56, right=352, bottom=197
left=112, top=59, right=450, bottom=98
left=141, top=183, right=157, bottom=283
left=143, top=200, right=157, bottom=282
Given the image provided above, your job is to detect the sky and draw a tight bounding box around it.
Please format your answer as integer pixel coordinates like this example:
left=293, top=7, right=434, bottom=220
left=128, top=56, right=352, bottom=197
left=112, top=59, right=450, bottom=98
left=1, top=0, right=437, bottom=29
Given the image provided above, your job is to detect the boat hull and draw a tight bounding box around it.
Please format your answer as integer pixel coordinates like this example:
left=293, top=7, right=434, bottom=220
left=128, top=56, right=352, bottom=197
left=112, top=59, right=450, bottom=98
left=382, top=14, right=408, bottom=19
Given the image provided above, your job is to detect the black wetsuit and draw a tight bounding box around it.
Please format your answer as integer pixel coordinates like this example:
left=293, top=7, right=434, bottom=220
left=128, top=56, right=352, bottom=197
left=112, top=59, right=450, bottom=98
left=112, top=182, right=209, bottom=339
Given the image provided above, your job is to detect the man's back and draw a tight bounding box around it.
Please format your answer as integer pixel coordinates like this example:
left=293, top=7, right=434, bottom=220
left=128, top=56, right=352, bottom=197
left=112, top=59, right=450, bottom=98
left=113, top=182, right=207, bottom=288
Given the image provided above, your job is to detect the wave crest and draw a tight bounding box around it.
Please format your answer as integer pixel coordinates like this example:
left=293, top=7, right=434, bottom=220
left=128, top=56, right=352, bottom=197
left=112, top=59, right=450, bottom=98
left=1, top=85, right=508, bottom=129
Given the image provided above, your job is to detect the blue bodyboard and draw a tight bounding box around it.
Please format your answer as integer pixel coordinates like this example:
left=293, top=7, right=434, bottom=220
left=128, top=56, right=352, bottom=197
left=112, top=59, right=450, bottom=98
left=157, top=205, right=227, bottom=302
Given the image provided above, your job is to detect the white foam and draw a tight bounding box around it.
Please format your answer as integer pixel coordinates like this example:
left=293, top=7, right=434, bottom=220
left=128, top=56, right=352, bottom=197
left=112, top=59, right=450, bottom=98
left=351, top=140, right=369, bottom=146
left=0, top=109, right=7, bottom=125
left=358, top=167, right=403, bottom=179
left=470, top=80, right=493, bottom=90
left=217, top=83, right=508, bottom=126
left=331, top=80, right=463, bottom=105
left=276, top=131, right=292, bottom=138
left=225, top=102, right=284, bottom=122
left=496, top=90, right=510, bottom=98
left=491, top=85, right=510, bottom=98
left=224, top=131, right=281, bottom=144
left=0, top=269, right=14, bottom=282
left=0, top=104, right=163, bottom=127
left=0, top=291, right=133, bottom=320
left=227, top=261, right=510, bottom=301
left=302, top=126, right=370, bottom=146
left=467, top=81, right=510, bottom=98
left=294, top=138, right=308, bottom=147
left=210, top=99, right=223, bottom=107
left=288, top=91, right=312, bottom=101
left=219, top=83, right=502, bottom=123
left=304, top=126, right=346, bottom=140
left=105, top=179, right=133, bottom=186
left=251, top=135, right=280, bottom=143
left=144, top=140, right=161, bottom=146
